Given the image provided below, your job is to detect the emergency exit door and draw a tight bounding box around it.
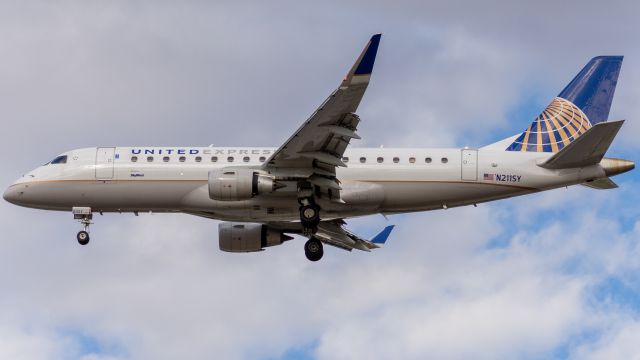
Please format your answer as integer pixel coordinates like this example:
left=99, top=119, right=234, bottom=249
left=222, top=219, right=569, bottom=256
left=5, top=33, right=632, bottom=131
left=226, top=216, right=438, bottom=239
left=461, top=149, right=478, bottom=181
left=95, top=147, right=115, bottom=180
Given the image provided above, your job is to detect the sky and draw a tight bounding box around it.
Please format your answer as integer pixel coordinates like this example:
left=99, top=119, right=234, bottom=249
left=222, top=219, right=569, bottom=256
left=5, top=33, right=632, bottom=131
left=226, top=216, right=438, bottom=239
left=0, top=1, right=639, bottom=359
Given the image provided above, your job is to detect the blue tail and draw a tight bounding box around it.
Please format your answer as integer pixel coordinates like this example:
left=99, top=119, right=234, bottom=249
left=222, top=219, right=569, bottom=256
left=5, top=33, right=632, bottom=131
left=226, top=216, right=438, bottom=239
left=506, top=56, right=623, bottom=152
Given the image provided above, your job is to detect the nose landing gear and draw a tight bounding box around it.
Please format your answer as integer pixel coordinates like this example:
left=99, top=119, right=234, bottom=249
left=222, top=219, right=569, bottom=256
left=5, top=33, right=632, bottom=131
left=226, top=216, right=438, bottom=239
left=72, top=207, right=92, bottom=245
left=77, top=230, right=90, bottom=245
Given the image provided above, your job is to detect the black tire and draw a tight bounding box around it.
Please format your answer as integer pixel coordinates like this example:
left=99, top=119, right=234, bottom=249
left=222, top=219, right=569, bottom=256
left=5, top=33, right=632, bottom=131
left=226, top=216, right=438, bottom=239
left=300, top=204, right=320, bottom=228
left=304, top=238, right=323, bottom=262
left=77, top=231, right=90, bottom=245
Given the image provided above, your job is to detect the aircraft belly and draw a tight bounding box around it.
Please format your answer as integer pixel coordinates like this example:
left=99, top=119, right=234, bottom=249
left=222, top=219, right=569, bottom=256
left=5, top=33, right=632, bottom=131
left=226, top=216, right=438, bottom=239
left=182, top=187, right=301, bottom=220
left=179, top=181, right=384, bottom=222
left=18, top=180, right=204, bottom=211
left=376, top=181, right=530, bottom=211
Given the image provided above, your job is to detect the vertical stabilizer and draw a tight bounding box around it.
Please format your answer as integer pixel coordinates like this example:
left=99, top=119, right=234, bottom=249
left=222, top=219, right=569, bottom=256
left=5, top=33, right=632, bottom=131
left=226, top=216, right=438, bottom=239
left=558, top=56, right=623, bottom=124
left=506, top=56, right=623, bottom=153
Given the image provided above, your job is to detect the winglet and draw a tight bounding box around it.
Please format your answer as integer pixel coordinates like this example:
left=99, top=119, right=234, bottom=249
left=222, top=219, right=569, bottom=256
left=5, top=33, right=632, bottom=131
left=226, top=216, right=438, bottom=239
left=371, top=225, right=394, bottom=244
left=354, top=34, right=381, bottom=75
left=342, top=34, right=382, bottom=86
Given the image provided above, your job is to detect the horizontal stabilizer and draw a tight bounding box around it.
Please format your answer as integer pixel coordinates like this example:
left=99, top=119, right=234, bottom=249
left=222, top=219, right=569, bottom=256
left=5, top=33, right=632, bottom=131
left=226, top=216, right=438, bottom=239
left=581, top=177, right=618, bottom=190
left=539, top=120, right=624, bottom=169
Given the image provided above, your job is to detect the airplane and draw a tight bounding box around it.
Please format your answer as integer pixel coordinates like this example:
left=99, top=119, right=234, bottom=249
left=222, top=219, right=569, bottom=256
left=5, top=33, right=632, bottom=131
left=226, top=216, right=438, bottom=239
left=3, top=34, right=635, bottom=262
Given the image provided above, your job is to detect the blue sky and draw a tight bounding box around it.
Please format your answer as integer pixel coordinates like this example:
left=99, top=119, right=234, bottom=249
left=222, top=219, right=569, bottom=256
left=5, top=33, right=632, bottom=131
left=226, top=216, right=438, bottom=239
left=0, top=1, right=639, bottom=359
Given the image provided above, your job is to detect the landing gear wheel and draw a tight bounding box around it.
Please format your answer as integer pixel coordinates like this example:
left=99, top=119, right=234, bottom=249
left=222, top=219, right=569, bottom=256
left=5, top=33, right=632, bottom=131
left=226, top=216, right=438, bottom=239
left=77, top=231, right=90, bottom=245
left=304, top=238, right=324, bottom=262
left=300, top=204, right=320, bottom=233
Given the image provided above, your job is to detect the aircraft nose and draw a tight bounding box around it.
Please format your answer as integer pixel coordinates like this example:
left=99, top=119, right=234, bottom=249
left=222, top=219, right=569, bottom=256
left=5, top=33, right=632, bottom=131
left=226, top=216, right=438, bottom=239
left=3, top=185, right=21, bottom=205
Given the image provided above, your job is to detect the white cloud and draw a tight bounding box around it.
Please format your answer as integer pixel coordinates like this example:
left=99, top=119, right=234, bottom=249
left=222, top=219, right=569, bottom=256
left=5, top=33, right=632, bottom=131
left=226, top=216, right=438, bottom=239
left=2, top=189, right=639, bottom=359
left=0, top=325, right=71, bottom=360
left=571, top=320, right=640, bottom=360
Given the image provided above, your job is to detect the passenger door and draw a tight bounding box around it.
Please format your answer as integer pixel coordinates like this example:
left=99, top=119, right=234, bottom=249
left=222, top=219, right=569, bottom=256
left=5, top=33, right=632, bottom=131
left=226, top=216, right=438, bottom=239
left=461, top=149, right=478, bottom=181
left=95, top=147, right=115, bottom=180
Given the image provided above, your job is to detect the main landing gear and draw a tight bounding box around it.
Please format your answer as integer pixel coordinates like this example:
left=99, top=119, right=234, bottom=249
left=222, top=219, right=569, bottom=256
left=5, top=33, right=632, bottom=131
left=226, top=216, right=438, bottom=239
left=298, top=197, right=323, bottom=261
left=72, top=207, right=92, bottom=245
left=304, top=238, right=323, bottom=262
left=299, top=201, right=320, bottom=236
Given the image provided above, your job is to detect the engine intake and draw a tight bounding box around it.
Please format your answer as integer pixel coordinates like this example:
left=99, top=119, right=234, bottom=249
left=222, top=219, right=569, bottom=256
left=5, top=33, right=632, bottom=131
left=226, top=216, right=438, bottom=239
left=209, top=168, right=277, bottom=201
left=218, top=222, right=293, bottom=252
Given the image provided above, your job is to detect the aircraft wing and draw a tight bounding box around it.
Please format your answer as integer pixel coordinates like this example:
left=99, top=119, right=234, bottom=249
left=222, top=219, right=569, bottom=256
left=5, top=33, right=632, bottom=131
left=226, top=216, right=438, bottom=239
left=262, top=34, right=381, bottom=200
left=313, top=220, right=394, bottom=252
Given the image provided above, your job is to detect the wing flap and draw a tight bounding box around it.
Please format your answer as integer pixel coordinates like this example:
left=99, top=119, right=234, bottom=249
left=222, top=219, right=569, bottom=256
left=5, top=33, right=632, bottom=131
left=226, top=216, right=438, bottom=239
left=321, top=124, right=361, bottom=139
left=299, top=151, right=346, bottom=167
left=308, top=175, right=342, bottom=190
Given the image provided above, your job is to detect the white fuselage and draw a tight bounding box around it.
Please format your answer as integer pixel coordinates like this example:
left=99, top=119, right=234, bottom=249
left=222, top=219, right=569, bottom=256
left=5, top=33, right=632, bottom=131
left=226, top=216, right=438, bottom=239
left=4, top=146, right=607, bottom=222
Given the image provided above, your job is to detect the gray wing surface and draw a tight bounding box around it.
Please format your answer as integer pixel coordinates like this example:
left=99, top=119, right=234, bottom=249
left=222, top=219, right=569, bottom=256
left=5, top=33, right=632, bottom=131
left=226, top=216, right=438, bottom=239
left=315, top=220, right=393, bottom=252
left=262, top=34, right=381, bottom=200
left=268, top=219, right=394, bottom=252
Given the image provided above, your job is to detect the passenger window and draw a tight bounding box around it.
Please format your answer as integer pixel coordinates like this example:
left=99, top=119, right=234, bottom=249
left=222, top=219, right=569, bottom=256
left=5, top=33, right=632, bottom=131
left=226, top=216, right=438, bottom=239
left=360, top=157, right=366, bottom=163
left=50, top=155, right=68, bottom=164
left=179, top=156, right=186, bottom=162
left=147, top=156, right=154, bottom=162
left=243, top=156, right=250, bottom=163
left=227, top=156, right=234, bottom=162
left=211, top=156, right=218, bottom=162
left=425, top=157, right=432, bottom=163
left=377, top=157, right=384, bottom=163
left=393, top=157, right=399, bottom=163
left=163, top=156, right=170, bottom=163
left=342, top=157, right=349, bottom=163
left=259, top=156, right=266, bottom=162
left=195, top=156, right=202, bottom=162
left=409, top=157, right=416, bottom=164
left=441, top=157, right=448, bottom=164
left=131, top=156, right=138, bottom=162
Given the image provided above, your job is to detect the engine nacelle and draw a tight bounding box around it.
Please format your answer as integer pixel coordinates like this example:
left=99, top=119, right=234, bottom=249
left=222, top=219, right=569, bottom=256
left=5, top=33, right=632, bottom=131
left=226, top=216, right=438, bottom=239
left=209, top=168, right=277, bottom=201
left=218, top=222, right=293, bottom=252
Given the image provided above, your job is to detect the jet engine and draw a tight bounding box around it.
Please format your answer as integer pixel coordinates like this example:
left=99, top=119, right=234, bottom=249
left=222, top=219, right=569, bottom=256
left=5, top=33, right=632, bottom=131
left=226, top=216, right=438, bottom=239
left=218, top=222, right=293, bottom=252
left=209, top=168, right=278, bottom=201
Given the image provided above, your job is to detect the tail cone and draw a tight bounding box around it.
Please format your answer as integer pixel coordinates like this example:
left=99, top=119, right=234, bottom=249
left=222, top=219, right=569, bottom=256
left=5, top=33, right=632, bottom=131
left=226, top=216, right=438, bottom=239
left=601, top=158, right=635, bottom=177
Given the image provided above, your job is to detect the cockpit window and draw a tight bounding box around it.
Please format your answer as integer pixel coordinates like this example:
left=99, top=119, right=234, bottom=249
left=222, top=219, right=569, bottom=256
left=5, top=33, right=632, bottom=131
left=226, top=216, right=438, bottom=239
left=50, top=155, right=67, bottom=164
